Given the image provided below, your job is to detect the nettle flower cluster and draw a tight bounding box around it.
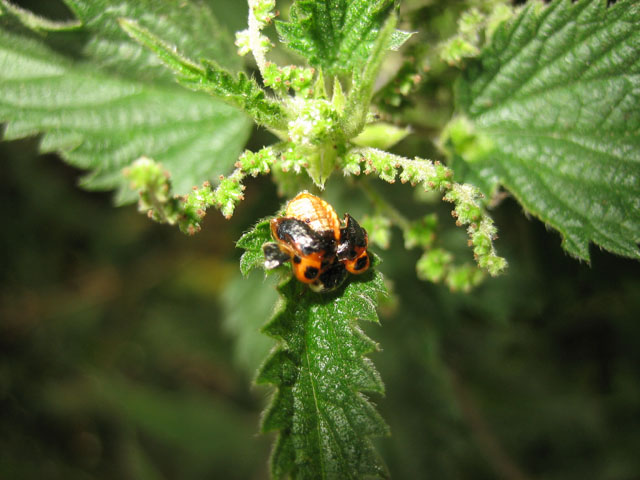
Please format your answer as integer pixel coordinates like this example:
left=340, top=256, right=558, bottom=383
left=125, top=0, right=506, bottom=290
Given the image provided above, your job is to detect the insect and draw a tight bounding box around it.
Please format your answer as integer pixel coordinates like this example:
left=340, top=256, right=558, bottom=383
left=263, top=192, right=371, bottom=292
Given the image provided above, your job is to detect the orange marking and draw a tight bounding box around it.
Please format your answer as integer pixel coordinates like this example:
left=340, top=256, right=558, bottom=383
left=292, top=252, right=324, bottom=283
left=344, top=251, right=370, bottom=275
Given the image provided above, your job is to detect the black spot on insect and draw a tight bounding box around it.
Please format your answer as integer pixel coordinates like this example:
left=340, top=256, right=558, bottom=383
left=311, top=261, right=347, bottom=292
left=304, top=266, right=319, bottom=279
left=354, top=255, right=368, bottom=271
left=349, top=249, right=357, bottom=259
left=293, top=255, right=301, bottom=264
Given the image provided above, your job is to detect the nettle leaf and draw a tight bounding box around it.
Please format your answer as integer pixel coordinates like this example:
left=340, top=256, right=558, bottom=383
left=64, top=0, right=241, bottom=80
left=343, top=13, right=397, bottom=138
left=237, top=218, right=272, bottom=276
left=257, top=273, right=389, bottom=479
left=119, top=18, right=287, bottom=131
left=0, top=6, right=250, bottom=202
left=277, top=0, right=407, bottom=77
left=238, top=217, right=389, bottom=478
left=453, top=0, right=640, bottom=260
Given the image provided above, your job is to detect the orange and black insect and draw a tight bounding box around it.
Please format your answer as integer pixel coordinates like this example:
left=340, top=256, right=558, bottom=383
left=263, top=192, right=371, bottom=292
left=337, top=213, right=370, bottom=275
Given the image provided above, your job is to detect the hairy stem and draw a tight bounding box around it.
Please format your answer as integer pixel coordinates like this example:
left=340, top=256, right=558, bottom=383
left=248, top=0, right=268, bottom=76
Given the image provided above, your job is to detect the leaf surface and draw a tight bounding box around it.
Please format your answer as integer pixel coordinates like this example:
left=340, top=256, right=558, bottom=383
left=238, top=220, right=390, bottom=478
left=67, top=0, right=240, bottom=80
left=119, top=18, right=287, bottom=131
left=453, top=0, right=640, bottom=260
left=0, top=17, right=250, bottom=202
left=276, top=0, right=404, bottom=77
left=237, top=218, right=272, bottom=276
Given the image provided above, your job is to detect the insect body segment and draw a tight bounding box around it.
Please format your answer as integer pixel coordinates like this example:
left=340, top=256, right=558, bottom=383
left=262, top=192, right=371, bottom=292
left=338, top=214, right=371, bottom=275
left=284, top=192, right=341, bottom=241
left=270, top=216, right=334, bottom=283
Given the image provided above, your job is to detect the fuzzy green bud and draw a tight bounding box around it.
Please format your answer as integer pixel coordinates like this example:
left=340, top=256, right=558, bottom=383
left=262, top=62, right=286, bottom=92
left=251, top=0, right=276, bottom=25
left=177, top=181, right=216, bottom=235
left=404, top=214, right=438, bottom=250
left=236, top=147, right=276, bottom=177
left=291, top=67, right=315, bottom=97
left=342, top=151, right=363, bottom=176
left=277, top=146, right=308, bottom=174
left=398, top=160, right=435, bottom=186
left=477, top=253, right=508, bottom=276
left=235, top=29, right=251, bottom=56
left=125, top=156, right=168, bottom=198
left=361, top=151, right=399, bottom=183
left=213, top=176, right=245, bottom=219
left=263, top=63, right=315, bottom=97
left=458, top=9, right=484, bottom=39
left=396, top=158, right=452, bottom=190
left=470, top=219, right=507, bottom=276
left=125, top=157, right=179, bottom=223
left=288, top=99, right=339, bottom=147
left=443, top=184, right=483, bottom=224
left=416, top=248, right=453, bottom=283
left=438, top=7, right=491, bottom=66
left=445, top=265, right=485, bottom=292
left=125, top=157, right=218, bottom=234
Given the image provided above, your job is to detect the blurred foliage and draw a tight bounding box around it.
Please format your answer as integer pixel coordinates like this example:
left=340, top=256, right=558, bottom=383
left=2, top=0, right=640, bottom=479
left=0, top=137, right=274, bottom=479
left=3, top=127, right=640, bottom=480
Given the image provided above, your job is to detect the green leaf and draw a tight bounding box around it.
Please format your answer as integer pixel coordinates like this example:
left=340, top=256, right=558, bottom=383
left=1, top=0, right=241, bottom=79
left=255, top=272, right=389, bottom=479
left=343, top=13, right=397, bottom=138
left=453, top=0, right=640, bottom=261
left=276, top=0, right=400, bottom=77
left=352, top=122, right=410, bottom=150
left=389, top=29, right=414, bottom=51
left=0, top=27, right=250, bottom=202
left=237, top=218, right=272, bottom=276
left=119, top=18, right=287, bottom=131
left=64, top=0, right=241, bottom=80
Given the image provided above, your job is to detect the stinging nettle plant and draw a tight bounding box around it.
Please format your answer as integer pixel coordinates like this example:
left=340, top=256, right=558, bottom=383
left=1, top=0, right=639, bottom=478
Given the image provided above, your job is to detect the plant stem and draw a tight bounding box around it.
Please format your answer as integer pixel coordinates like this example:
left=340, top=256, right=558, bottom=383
left=248, top=0, right=267, bottom=77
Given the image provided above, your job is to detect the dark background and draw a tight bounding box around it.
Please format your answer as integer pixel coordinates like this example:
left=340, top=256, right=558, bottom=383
left=2, top=1, right=640, bottom=479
